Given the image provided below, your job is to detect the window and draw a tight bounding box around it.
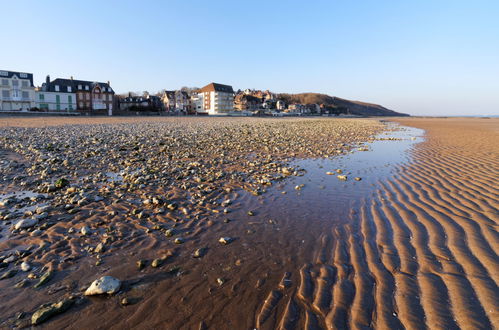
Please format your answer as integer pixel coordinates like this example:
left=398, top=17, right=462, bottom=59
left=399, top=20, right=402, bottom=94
left=12, top=90, right=19, bottom=98
left=39, top=94, right=45, bottom=100
left=56, top=95, right=60, bottom=103
left=68, top=95, right=72, bottom=103
left=85, top=94, right=89, bottom=100
left=78, top=84, right=82, bottom=90
left=2, top=90, right=9, bottom=98
left=12, top=80, right=18, bottom=87
left=67, top=86, right=72, bottom=92
left=55, top=85, right=59, bottom=92
left=22, top=91, right=29, bottom=99
left=85, top=85, right=89, bottom=91
left=79, top=102, right=83, bottom=108
left=0, top=71, right=8, bottom=76
left=1, top=79, right=8, bottom=86
left=22, top=81, right=28, bottom=88
left=20, top=73, right=27, bottom=78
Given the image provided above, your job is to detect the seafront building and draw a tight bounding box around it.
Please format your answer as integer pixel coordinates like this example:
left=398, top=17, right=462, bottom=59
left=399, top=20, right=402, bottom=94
left=0, top=70, right=35, bottom=111
left=35, top=75, right=76, bottom=111
left=196, top=82, right=234, bottom=115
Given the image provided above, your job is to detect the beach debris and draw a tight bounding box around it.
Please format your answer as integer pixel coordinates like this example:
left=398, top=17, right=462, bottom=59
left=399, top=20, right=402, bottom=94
left=31, top=297, right=75, bottom=325
left=84, top=276, right=121, bottom=295
left=337, top=175, right=348, bottom=181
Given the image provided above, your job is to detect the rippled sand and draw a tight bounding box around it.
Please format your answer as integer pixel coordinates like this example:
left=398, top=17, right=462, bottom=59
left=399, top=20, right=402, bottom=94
left=0, top=117, right=497, bottom=329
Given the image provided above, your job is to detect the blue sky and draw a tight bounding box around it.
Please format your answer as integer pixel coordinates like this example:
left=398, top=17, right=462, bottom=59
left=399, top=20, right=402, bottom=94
left=2, top=0, right=499, bottom=115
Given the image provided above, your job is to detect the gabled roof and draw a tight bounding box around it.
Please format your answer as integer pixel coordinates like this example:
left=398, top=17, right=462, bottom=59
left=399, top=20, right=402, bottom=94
left=199, top=83, right=234, bottom=93
left=0, top=70, right=34, bottom=87
left=45, top=78, right=114, bottom=93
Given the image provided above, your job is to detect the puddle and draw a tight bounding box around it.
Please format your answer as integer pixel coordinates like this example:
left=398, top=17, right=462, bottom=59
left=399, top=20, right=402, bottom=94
left=237, top=123, right=425, bottom=227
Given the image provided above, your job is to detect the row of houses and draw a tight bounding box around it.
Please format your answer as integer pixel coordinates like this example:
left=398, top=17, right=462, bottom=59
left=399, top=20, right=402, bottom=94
left=0, top=70, right=115, bottom=114
left=0, top=69, right=237, bottom=115
left=0, top=69, right=337, bottom=116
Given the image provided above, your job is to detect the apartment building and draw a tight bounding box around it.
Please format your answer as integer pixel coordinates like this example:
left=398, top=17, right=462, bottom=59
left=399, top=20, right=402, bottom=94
left=0, top=70, right=35, bottom=111
left=197, top=82, right=234, bottom=115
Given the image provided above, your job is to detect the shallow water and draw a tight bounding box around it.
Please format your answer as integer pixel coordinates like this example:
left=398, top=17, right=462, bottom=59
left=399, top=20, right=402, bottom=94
left=240, top=123, right=425, bottom=228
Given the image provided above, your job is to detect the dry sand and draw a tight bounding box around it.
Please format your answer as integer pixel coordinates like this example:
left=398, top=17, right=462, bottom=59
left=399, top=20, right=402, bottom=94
left=0, top=116, right=497, bottom=329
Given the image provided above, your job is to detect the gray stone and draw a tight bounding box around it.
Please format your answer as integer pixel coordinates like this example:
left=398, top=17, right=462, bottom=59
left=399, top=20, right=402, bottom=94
left=84, top=276, right=121, bottom=295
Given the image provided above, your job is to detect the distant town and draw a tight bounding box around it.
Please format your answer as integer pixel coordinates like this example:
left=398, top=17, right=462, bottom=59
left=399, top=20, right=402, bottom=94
left=0, top=69, right=402, bottom=116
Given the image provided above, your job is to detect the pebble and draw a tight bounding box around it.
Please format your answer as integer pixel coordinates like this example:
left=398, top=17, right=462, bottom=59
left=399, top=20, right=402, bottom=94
left=21, top=261, right=31, bottom=272
left=14, top=218, right=38, bottom=230
left=218, top=237, right=232, bottom=245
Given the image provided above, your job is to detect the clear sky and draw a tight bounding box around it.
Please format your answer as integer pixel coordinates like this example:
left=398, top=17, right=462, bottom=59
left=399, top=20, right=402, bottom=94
left=2, top=0, right=499, bottom=116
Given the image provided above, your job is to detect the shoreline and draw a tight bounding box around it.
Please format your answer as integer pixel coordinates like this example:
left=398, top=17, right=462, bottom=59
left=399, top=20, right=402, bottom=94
left=0, top=117, right=497, bottom=329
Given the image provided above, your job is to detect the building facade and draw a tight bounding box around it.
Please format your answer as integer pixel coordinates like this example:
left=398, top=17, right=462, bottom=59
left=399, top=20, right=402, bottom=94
left=197, top=82, right=234, bottom=115
left=43, top=77, right=114, bottom=112
left=35, top=76, right=76, bottom=111
left=0, top=70, right=35, bottom=111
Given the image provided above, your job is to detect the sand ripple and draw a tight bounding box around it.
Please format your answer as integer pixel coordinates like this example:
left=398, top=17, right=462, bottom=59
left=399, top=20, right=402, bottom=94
left=255, top=118, right=498, bottom=329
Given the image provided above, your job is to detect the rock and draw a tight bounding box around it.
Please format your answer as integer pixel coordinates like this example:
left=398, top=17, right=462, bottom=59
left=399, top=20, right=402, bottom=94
left=247, top=211, right=254, bottom=216
left=14, top=218, right=38, bottom=230
left=31, top=297, right=74, bottom=325
left=326, top=171, right=334, bottom=175
left=80, top=226, right=91, bottom=236
left=54, top=178, right=69, bottom=189
left=84, top=276, right=121, bottom=295
left=136, top=260, right=146, bottom=270
left=95, top=243, right=105, bottom=253
left=174, top=237, right=184, bottom=244
left=151, top=258, right=163, bottom=268
left=21, top=261, right=31, bottom=272
left=3, top=255, right=17, bottom=263
left=164, top=229, right=175, bottom=237
left=34, top=270, right=53, bottom=288
left=354, top=177, right=362, bottom=181
left=337, top=175, right=347, bottom=181
left=120, top=297, right=130, bottom=306
left=216, top=278, right=224, bottom=286
left=336, top=169, right=343, bottom=174
left=218, top=237, right=232, bottom=245
left=0, top=269, right=17, bottom=280
left=192, top=248, right=206, bottom=258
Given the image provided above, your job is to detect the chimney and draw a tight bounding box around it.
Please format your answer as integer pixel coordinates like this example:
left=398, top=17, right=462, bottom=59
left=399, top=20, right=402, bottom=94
left=46, top=75, right=50, bottom=85
left=107, top=81, right=110, bottom=86
left=70, top=76, right=73, bottom=80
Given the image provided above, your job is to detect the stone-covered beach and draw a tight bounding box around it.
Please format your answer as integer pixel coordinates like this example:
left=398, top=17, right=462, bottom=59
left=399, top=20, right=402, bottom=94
left=0, top=117, right=497, bottom=329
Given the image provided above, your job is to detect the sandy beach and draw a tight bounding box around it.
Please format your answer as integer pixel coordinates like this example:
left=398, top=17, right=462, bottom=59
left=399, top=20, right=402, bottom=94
left=0, top=117, right=497, bottom=329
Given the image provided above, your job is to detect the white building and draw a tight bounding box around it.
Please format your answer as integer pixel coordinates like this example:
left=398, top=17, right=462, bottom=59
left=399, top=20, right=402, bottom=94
left=35, top=76, right=76, bottom=111
left=0, top=70, right=35, bottom=111
left=197, top=82, right=234, bottom=115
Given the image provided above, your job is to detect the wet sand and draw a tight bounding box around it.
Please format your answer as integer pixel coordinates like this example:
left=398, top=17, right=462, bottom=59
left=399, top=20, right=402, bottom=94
left=0, top=117, right=497, bottom=329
